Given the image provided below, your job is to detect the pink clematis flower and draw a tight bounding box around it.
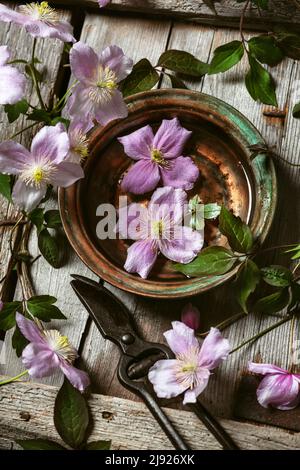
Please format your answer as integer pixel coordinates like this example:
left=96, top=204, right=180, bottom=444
left=16, top=313, right=90, bottom=391
left=67, top=42, right=133, bottom=126
left=119, top=118, right=199, bottom=194
left=0, top=2, right=75, bottom=42
left=98, top=0, right=111, bottom=6
left=0, top=123, right=84, bottom=212
left=66, top=118, right=93, bottom=164
left=249, top=362, right=300, bottom=410
left=181, top=303, right=200, bottom=331
left=0, top=46, right=26, bottom=105
left=149, top=322, right=230, bottom=404
left=117, top=186, right=203, bottom=279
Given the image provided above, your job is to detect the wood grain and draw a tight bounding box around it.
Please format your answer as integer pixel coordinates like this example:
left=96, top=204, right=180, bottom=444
left=1, top=378, right=300, bottom=450
left=50, top=0, right=300, bottom=30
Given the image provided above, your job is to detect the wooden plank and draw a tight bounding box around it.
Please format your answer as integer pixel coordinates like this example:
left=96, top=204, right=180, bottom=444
left=50, top=0, right=300, bottom=30
left=0, top=6, right=80, bottom=386
left=1, top=378, right=300, bottom=450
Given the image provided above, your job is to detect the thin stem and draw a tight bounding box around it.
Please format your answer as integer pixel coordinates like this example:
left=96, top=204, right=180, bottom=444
left=30, top=38, right=46, bottom=110
left=7, top=122, right=39, bottom=141
left=53, top=80, right=78, bottom=112
left=289, top=315, right=296, bottom=372
left=197, top=311, right=246, bottom=337
left=230, top=315, right=293, bottom=354
left=273, top=152, right=300, bottom=168
left=0, top=370, right=28, bottom=386
left=239, top=0, right=250, bottom=48
left=0, top=219, right=26, bottom=227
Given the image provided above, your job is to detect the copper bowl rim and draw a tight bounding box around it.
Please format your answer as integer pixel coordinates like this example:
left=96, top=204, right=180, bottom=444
left=59, top=89, right=277, bottom=299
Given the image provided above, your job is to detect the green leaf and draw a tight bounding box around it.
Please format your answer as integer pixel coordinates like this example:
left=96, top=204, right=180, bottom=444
left=158, top=50, right=209, bottom=77
left=27, top=296, right=66, bottom=322
left=175, top=246, right=236, bottom=277
left=285, top=244, right=300, bottom=260
left=4, top=99, right=29, bottom=123
left=85, top=440, right=111, bottom=450
left=44, top=209, right=62, bottom=228
left=245, top=56, right=278, bottom=106
left=12, top=325, right=29, bottom=357
left=235, top=260, right=261, bottom=313
left=25, top=63, right=43, bottom=83
left=248, top=36, right=284, bottom=66
left=167, top=74, right=188, bottom=89
left=28, top=207, right=44, bottom=233
left=208, top=41, right=244, bottom=74
left=17, top=439, right=66, bottom=450
left=293, top=102, right=300, bottom=119
left=0, top=173, right=12, bottom=201
left=0, top=301, right=22, bottom=331
left=274, top=30, right=300, bottom=60
left=253, top=288, right=290, bottom=314
left=219, top=206, right=253, bottom=254
left=122, top=59, right=159, bottom=97
left=27, top=108, right=52, bottom=124
left=51, top=116, right=70, bottom=127
left=204, top=203, right=221, bottom=219
left=261, top=265, right=293, bottom=287
left=54, top=378, right=89, bottom=449
left=38, top=228, right=64, bottom=268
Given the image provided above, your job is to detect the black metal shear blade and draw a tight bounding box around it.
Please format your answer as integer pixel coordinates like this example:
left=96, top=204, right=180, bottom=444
left=71, top=275, right=239, bottom=451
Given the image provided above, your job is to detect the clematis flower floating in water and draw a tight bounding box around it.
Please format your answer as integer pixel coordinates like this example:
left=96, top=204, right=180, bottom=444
left=16, top=313, right=90, bottom=391
left=66, top=118, right=93, bottom=164
left=181, top=303, right=200, bottom=331
left=116, top=186, right=203, bottom=278
left=148, top=321, right=230, bottom=404
left=249, top=362, right=300, bottom=410
left=119, top=118, right=199, bottom=194
left=0, top=46, right=26, bottom=105
left=0, top=123, right=84, bottom=212
left=68, top=42, right=133, bottom=126
left=0, top=2, right=75, bottom=42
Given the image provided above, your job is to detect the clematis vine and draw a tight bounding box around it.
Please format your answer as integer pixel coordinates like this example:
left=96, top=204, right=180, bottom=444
left=0, top=46, right=26, bottom=105
left=119, top=118, right=199, bottom=194
left=181, top=303, right=200, bottom=331
left=0, top=123, right=84, bottom=212
left=148, top=322, right=230, bottom=404
left=0, top=2, right=75, bottom=42
left=13, top=313, right=90, bottom=391
left=66, top=118, right=93, bottom=164
left=249, top=362, right=300, bottom=410
left=67, top=42, right=133, bottom=126
left=116, top=186, right=203, bottom=278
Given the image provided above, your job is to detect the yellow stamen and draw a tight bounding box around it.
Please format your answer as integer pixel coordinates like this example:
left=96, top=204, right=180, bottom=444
left=32, top=167, right=44, bottom=183
left=152, top=220, right=164, bottom=238
left=151, top=148, right=170, bottom=168
left=43, top=330, right=77, bottom=363
left=19, top=2, right=59, bottom=23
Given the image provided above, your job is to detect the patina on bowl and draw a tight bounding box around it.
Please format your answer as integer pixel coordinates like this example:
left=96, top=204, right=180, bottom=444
left=59, top=89, right=277, bottom=299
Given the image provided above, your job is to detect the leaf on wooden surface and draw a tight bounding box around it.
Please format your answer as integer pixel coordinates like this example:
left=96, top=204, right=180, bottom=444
left=253, top=288, right=291, bottom=314
left=248, top=35, right=284, bottom=66
left=122, top=59, right=159, bottom=97
left=0, top=173, right=12, bottom=201
left=16, top=439, right=66, bottom=450
left=293, top=102, right=300, bottom=119
left=26, top=295, right=66, bottom=321
left=29, top=207, right=44, bottom=233
left=85, top=440, right=111, bottom=450
left=158, top=50, right=209, bottom=77
left=44, top=209, right=62, bottom=228
left=4, top=99, right=29, bottom=123
left=167, top=73, right=188, bottom=89
left=235, top=259, right=261, bottom=313
left=38, top=228, right=65, bottom=268
left=245, top=56, right=278, bottom=106
left=208, top=41, right=244, bottom=74
left=261, top=265, right=293, bottom=288
left=0, top=301, right=22, bottom=331
left=219, top=206, right=253, bottom=254
left=54, top=378, right=89, bottom=449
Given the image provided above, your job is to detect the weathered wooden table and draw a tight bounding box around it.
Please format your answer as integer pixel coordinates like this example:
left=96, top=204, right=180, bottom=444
left=1, top=0, right=300, bottom=450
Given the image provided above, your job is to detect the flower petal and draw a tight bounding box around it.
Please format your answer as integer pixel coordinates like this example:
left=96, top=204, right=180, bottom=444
left=183, top=370, right=210, bottom=404
left=121, top=159, right=160, bottom=194
left=98, top=0, right=111, bottom=6
left=0, top=64, right=26, bottom=104
left=25, top=20, right=75, bottom=43
left=99, top=45, right=133, bottom=82
left=124, top=239, right=158, bottom=279
left=12, top=179, right=46, bottom=212
left=0, top=45, right=10, bottom=66
left=59, top=361, right=90, bottom=392
left=116, top=202, right=148, bottom=240
left=164, top=321, right=199, bottom=356
left=0, top=4, right=27, bottom=25
left=152, top=118, right=192, bottom=159
left=15, top=313, right=44, bottom=344
left=0, top=141, right=30, bottom=174
left=70, top=42, right=99, bottom=84
left=181, top=303, right=201, bottom=331
left=67, top=84, right=94, bottom=120
left=22, top=343, right=59, bottom=378
left=198, top=327, right=230, bottom=370
left=94, top=89, right=128, bottom=126
left=159, top=226, right=203, bottom=264
left=248, top=362, right=289, bottom=376
left=53, top=162, right=84, bottom=187
left=148, top=359, right=187, bottom=399
left=256, top=374, right=300, bottom=410
left=148, top=186, right=187, bottom=224
left=31, top=123, right=69, bottom=164
left=160, top=156, right=199, bottom=191
left=118, top=125, right=154, bottom=160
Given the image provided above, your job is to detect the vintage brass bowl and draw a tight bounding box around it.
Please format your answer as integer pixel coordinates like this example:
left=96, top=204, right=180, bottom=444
left=59, top=89, right=276, bottom=298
